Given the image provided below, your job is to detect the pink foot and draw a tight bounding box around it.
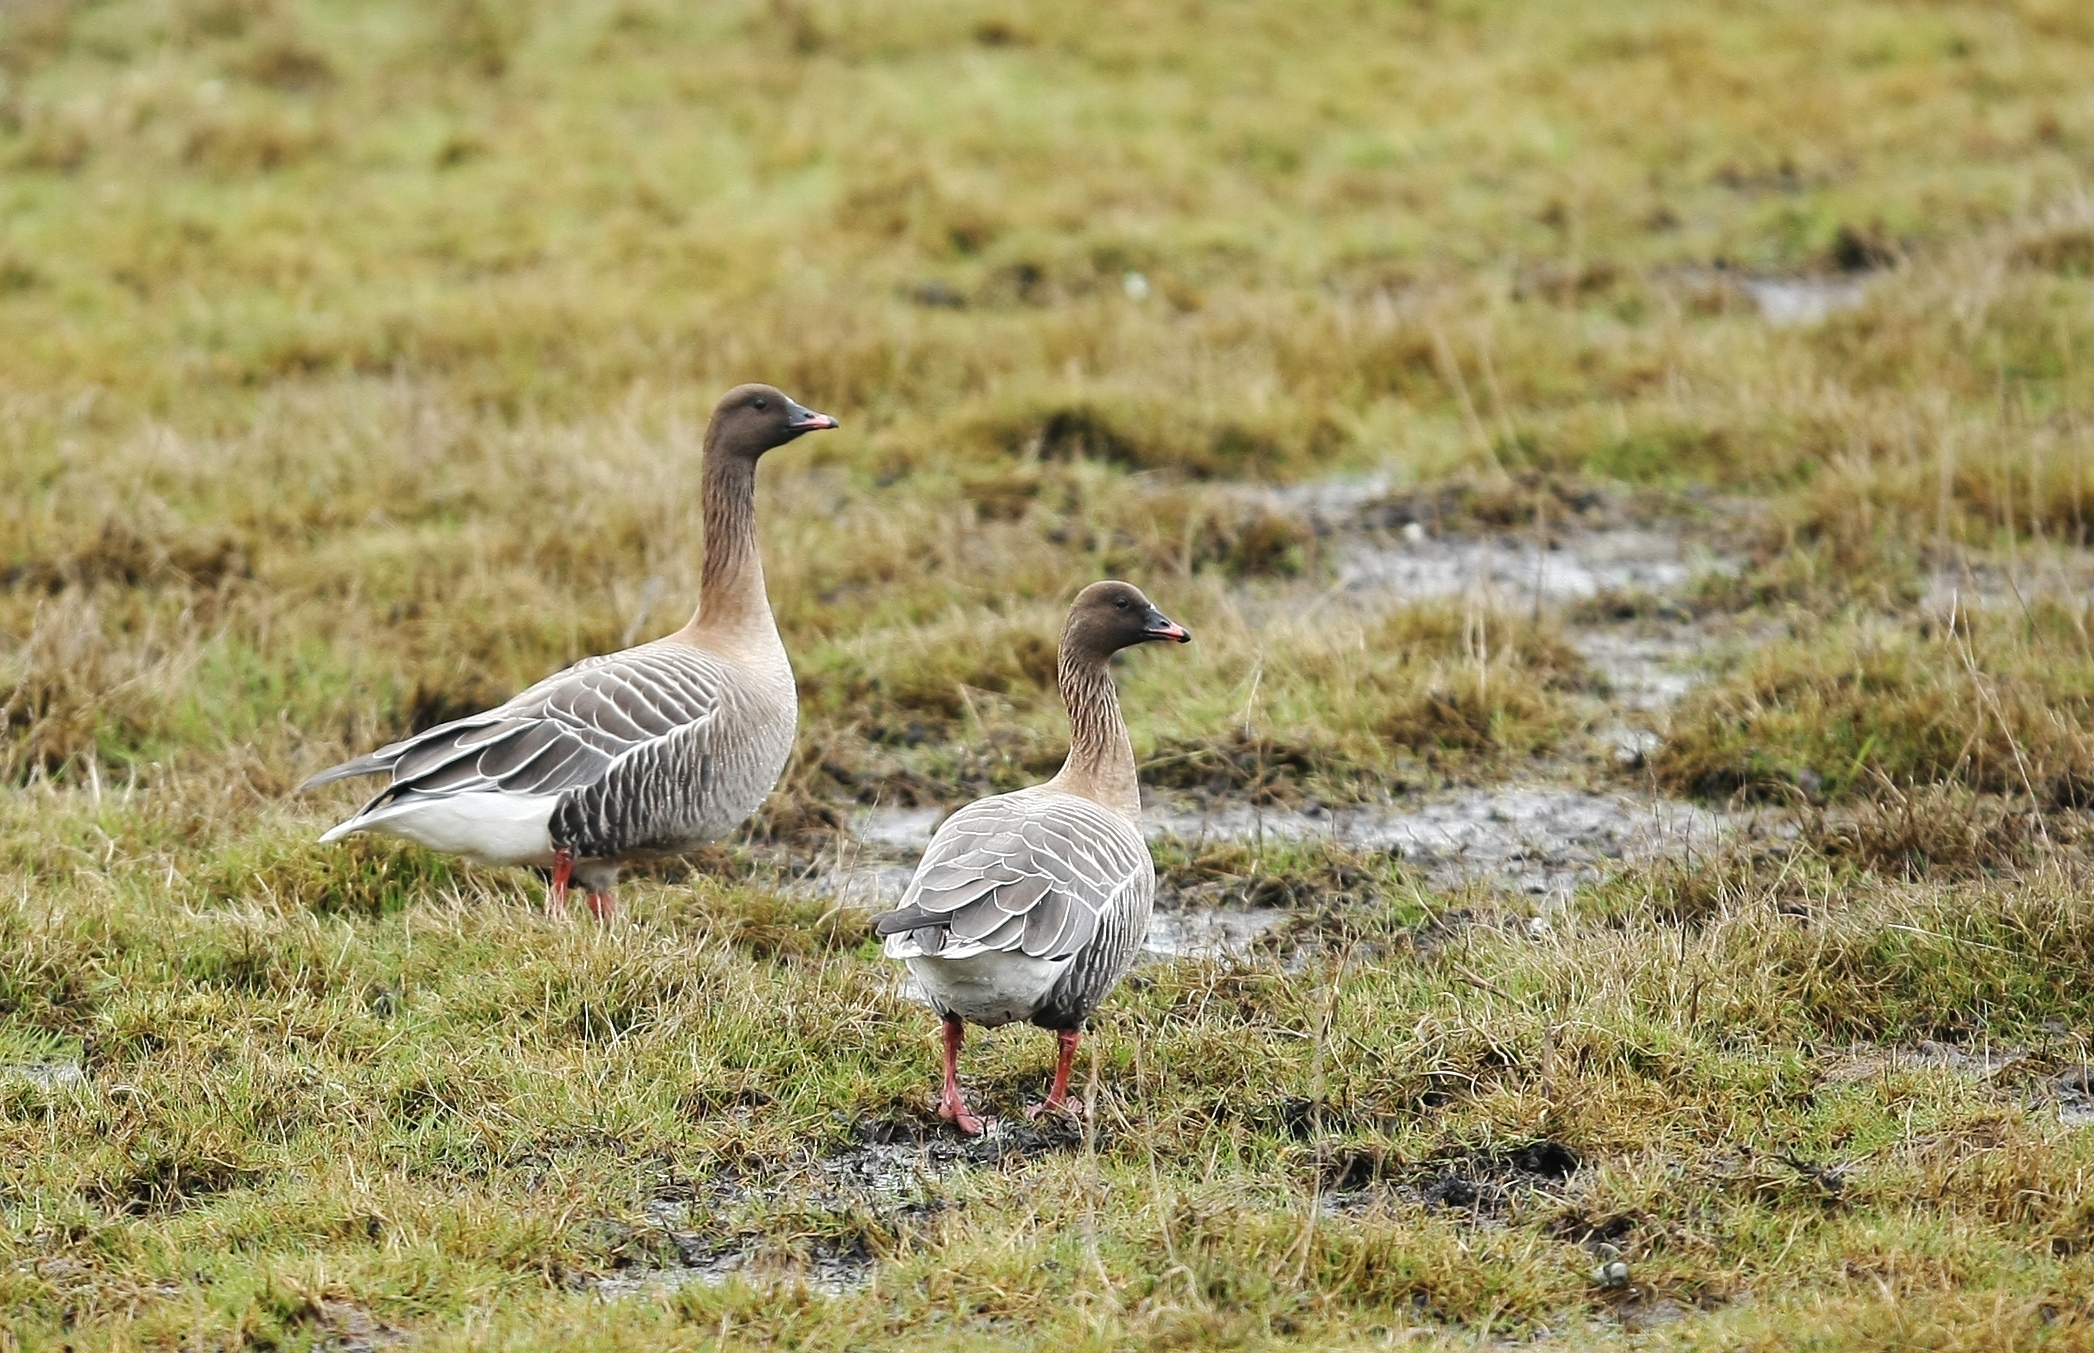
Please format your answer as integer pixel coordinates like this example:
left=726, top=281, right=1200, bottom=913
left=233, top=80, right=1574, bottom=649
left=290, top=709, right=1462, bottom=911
left=547, top=849, right=574, bottom=919
left=936, top=1016, right=992, bottom=1137
left=938, top=1097, right=993, bottom=1137
left=1025, top=1029, right=1082, bottom=1124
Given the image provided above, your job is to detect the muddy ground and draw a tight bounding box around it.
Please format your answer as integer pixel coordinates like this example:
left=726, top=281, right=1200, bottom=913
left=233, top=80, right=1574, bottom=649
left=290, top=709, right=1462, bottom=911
left=814, top=485, right=1761, bottom=949
left=582, top=483, right=2094, bottom=1301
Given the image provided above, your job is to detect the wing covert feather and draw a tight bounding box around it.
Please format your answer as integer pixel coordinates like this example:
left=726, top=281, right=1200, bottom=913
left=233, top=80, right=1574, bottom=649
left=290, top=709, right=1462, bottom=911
left=883, top=791, right=1148, bottom=962
left=320, top=642, right=729, bottom=809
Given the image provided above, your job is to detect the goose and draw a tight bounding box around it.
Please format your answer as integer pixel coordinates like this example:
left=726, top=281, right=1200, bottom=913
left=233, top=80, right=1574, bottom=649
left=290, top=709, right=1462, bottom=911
left=874, top=581, right=1191, bottom=1134
left=300, top=383, right=836, bottom=919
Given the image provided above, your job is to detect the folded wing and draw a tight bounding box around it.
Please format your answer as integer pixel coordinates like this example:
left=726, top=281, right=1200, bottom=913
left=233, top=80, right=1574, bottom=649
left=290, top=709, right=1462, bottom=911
left=306, top=641, right=727, bottom=820
left=874, top=791, right=1149, bottom=962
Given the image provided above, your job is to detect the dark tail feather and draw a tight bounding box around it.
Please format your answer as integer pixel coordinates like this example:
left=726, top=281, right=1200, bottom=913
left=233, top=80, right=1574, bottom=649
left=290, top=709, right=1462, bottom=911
left=872, top=906, right=944, bottom=937
left=298, top=752, right=397, bottom=792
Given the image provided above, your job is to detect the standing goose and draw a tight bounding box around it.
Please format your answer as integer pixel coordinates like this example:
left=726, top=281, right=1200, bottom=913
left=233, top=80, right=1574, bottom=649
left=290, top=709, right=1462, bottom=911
left=300, top=383, right=836, bottom=919
left=874, top=581, right=1191, bottom=1134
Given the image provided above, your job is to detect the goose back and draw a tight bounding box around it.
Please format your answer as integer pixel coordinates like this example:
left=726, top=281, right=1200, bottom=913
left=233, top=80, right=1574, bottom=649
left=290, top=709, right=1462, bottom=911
left=878, top=786, right=1155, bottom=1030
left=312, top=636, right=795, bottom=864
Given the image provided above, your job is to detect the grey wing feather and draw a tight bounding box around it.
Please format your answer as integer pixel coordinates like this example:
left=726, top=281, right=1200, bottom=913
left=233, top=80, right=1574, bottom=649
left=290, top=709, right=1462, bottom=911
left=301, top=642, right=726, bottom=808
left=875, top=792, right=1147, bottom=962
left=298, top=749, right=400, bottom=790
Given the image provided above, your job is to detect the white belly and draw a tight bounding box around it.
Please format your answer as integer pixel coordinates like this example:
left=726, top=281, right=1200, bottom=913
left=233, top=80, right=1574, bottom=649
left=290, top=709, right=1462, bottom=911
left=319, top=792, right=558, bottom=867
left=905, top=951, right=1066, bottom=1027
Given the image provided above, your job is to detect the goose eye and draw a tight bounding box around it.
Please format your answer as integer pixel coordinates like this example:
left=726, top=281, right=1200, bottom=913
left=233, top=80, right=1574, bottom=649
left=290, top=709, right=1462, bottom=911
left=1114, top=597, right=1129, bottom=609
left=753, top=397, right=769, bottom=410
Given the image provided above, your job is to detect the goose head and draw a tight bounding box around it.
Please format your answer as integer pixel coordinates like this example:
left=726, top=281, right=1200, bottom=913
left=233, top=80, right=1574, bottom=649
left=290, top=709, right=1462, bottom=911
left=708, top=383, right=839, bottom=458
left=1063, top=580, right=1192, bottom=661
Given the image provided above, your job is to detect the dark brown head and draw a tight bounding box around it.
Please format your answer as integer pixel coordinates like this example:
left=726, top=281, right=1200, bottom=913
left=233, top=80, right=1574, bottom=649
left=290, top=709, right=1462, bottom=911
left=1061, top=580, right=1192, bottom=662
left=706, top=383, right=838, bottom=458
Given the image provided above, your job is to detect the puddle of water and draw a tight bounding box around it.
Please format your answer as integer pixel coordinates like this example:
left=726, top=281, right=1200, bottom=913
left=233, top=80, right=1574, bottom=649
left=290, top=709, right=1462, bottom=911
left=0, top=1062, right=86, bottom=1090
left=1244, top=475, right=1395, bottom=523
left=2051, top=1066, right=2094, bottom=1128
left=1147, top=787, right=1729, bottom=898
left=815, top=859, right=916, bottom=908
left=1143, top=906, right=1291, bottom=960
left=797, top=809, right=938, bottom=910
left=594, top=1251, right=868, bottom=1301
left=1925, top=552, right=2094, bottom=614
left=830, top=786, right=1733, bottom=917
left=1822, top=1041, right=2029, bottom=1085
left=1736, top=275, right=1871, bottom=327
left=808, top=507, right=1757, bottom=927
left=1333, top=529, right=1700, bottom=604
left=1574, top=629, right=1703, bottom=713
left=850, top=806, right=946, bottom=851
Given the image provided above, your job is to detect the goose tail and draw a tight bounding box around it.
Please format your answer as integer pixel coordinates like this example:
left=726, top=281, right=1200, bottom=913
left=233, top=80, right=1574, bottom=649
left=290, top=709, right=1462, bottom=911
left=298, top=751, right=398, bottom=792
left=316, top=816, right=366, bottom=845
left=873, top=905, right=940, bottom=937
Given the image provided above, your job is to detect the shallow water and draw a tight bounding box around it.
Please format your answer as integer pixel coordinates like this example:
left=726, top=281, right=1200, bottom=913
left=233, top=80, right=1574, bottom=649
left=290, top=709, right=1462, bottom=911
left=593, top=1250, right=869, bottom=1301
left=1333, top=527, right=1703, bottom=604
left=1925, top=549, right=2094, bottom=613
left=846, top=784, right=1729, bottom=912
left=1142, top=904, right=1292, bottom=959
left=1736, top=275, right=1871, bottom=326
left=821, top=504, right=1756, bottom=940
left=1149, top=785, right=1730, bottom=899
left=0, top=1062, right=86, bottom=1090
left=1329, top=520, right=1742, bottom=742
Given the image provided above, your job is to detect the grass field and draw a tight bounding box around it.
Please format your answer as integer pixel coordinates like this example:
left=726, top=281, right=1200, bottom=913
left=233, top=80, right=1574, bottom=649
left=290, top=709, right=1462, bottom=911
left=9, top=0, right=2094, bottom=1347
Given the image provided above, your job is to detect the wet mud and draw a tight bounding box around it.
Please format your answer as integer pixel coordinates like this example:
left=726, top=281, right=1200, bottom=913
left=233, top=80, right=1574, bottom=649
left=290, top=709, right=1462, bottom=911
left=1148, top=786, right=1729, bottom=902
left=1820, top=1039, right=2094, bottom=1130
left=810, top=492, right=1752, bottom=949
left=1318, top=1136, right=1583, bottom=1217
left=591, top=1118, right=1088, bottom=1300
left=767, top=486, right=1781, bottom=989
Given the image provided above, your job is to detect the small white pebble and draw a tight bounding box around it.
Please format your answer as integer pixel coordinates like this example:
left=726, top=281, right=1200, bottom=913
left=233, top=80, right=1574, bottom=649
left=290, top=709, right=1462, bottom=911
left=1594, top=1259, right=1630, bottom=1288
left=1122, top=270, right=1151, bottom=300
left=1402, top=521, right=1427, bottom=543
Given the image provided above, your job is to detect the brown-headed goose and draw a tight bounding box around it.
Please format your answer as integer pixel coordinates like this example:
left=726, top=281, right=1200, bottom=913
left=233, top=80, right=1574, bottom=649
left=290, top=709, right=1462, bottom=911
left=300, top=383, right=836, bottom=919
left=874, top=581, right=1191, bottom=1134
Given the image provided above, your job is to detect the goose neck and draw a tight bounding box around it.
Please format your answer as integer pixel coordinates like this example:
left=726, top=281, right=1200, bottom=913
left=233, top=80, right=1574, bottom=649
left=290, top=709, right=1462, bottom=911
left=688, top=445, right=776, bottom=648
left=1049, top=652, right=1140, bottom=818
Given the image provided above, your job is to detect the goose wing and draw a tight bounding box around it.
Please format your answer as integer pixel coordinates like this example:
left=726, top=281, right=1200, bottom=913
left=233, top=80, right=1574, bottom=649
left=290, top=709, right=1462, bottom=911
left=305, top=641, right=727, bottom=812
left=874, top=791, right=1150, bottom=961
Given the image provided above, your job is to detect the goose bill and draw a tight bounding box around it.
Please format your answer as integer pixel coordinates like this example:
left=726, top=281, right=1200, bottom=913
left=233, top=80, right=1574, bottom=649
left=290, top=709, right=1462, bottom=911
left=1143, top=612, right=1191, bottom=643
left=786, top=401, right=839, bottom=431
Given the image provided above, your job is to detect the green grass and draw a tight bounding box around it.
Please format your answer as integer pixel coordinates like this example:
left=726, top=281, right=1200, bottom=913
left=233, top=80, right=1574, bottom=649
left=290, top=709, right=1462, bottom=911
left=1656, top=601, right=2094, bottom=805
left=11, top=793, right=2094, bottom=1348
left=9, top=0, right=2094, bottom=1346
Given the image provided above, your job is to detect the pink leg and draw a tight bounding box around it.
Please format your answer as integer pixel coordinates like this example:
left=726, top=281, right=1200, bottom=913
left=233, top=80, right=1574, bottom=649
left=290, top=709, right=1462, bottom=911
left=585, top=889, right=617, bottom=921
left=937, top=1017, right=989, bottom=1136
left=1028, top=1029, right=1081, bottom=1121
left=548, top=849, right=574, bottom=919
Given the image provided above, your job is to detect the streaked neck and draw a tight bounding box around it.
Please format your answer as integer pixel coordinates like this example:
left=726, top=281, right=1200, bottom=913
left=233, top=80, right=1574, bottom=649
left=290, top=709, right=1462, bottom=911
left=1048, top=653, right=1140, bottom=819
left=683, top=445, right=776, bottom=650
